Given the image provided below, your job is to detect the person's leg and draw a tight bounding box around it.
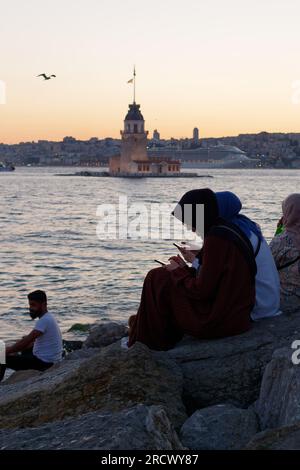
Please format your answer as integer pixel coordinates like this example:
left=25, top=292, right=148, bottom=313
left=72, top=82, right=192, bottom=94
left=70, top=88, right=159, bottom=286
left=0, top=355, right=32, bottom=382
left=128, top=267, right=184, bottom=350
left=0, top=353, right=53, bottom=382
left=21, top=346, right=34, bottom=356
left=0, top=365, right=6, bottom=382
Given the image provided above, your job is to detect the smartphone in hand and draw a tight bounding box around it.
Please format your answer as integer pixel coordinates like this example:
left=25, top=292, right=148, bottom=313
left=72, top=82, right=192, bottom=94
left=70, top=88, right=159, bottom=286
left=173, top=242, right=183, bottom=250
left=174, top=242, right=201, bottom=251
left=154, top=259, right=167, bottom=266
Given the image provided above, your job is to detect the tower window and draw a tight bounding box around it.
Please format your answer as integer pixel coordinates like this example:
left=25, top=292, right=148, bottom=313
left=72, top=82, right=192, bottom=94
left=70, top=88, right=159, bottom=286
left=134, top=124, right=138, bottom=133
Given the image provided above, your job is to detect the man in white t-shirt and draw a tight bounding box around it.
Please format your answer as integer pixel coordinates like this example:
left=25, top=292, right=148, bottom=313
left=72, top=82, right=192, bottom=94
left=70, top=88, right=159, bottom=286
left=0, top=290, right=62, bottom=381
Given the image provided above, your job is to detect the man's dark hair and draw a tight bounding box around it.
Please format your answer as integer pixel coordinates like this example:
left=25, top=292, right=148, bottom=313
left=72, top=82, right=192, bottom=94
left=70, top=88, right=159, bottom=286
left=27, top=290, right=47, bottom=304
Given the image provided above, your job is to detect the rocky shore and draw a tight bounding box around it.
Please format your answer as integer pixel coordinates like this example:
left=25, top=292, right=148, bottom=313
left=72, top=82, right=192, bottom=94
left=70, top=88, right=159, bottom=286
left=1, top=314, right=300, bottom=450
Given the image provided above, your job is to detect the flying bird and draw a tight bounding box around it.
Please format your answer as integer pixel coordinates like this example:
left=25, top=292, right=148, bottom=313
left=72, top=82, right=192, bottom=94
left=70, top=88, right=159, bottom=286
left=37, top=74, right=56, bottom=80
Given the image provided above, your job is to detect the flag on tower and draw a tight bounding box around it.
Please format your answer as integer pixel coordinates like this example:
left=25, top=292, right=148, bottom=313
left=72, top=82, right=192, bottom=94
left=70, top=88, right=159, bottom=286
left=127, top=66, right=136, bottom=83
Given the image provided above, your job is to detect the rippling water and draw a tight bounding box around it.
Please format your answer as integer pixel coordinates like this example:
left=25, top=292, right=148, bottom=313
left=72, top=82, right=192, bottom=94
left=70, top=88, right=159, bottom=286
left=0, top=166, right=299, bottom=341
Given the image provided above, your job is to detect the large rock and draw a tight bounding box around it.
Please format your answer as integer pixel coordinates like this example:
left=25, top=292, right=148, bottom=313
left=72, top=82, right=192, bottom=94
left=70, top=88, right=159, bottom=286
left=65, top=347, right=100, bottom=360
left=246, top=423, right=300, bottom=450
left=0, top=404, right=185, bottom=450
left=180, top=404, right=258, bottom=450
left=166, top=312, right=300, bottom=412
left=2, top=370, right=42, bottom=386
left=0, top=341, right=186, bottom=430
left=83, top=321, right=128, bottom=348
left=255, top=347, right=300, bottom=430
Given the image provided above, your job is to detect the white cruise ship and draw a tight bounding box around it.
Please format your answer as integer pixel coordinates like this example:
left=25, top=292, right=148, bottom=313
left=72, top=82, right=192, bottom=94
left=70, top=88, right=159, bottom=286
left=148, top=144, right=259, bottom=169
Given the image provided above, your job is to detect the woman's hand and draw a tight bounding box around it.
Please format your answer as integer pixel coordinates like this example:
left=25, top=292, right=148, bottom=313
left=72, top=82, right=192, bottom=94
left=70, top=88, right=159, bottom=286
left=165, top=255, right=186, bottom=271
left=178, top=247, right=200, bottom=263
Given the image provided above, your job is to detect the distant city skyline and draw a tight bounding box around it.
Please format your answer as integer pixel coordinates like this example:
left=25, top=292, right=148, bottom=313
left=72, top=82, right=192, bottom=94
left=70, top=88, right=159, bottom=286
left=1, top=0, right=300, bottom=144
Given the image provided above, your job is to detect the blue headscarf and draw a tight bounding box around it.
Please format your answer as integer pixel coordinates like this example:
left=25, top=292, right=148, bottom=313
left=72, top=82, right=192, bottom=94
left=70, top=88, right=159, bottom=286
left=215, top=191, right=263, bottom=241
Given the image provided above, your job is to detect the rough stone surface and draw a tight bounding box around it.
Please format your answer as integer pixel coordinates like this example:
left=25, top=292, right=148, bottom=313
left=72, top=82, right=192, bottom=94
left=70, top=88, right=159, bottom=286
left=166, top=313, right=300, bottom=411
left=65, top=347, right=100, bottom=360
left=0, top=341, right=186, bottom=430
left=180, top=404, right=259, bottom=450
left=0, top=404, right=185, bottom=450
left=83, top=321, right=128, bottom=348
left=2, top=370, right=43, bottom=386
left=245, top=423, right=300, bottom=450
left=255, top=347, right=300, bottom=430
left=3, top=313, right=300, bottom=450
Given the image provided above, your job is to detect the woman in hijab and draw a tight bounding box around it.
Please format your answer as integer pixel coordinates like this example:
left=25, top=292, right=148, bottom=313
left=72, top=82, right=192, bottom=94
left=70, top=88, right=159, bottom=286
left=128, top=188, right=257, bottom=351
left=270, top=193, right=300, bottom=313
left=214, top=191, right=281, bottom=321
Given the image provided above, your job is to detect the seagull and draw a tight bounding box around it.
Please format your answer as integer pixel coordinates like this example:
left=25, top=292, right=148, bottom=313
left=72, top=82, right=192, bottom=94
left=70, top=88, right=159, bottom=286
left=37, top=74, right=56, bottom=81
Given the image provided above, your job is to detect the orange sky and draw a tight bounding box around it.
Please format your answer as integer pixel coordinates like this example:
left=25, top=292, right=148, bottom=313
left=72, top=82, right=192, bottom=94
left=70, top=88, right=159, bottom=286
left=1, top=0, right=300, bottom=144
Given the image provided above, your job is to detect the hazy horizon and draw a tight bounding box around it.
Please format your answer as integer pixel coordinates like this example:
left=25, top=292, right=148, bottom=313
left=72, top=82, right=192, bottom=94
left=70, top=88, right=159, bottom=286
left=1, top=0, right=300, bottom=144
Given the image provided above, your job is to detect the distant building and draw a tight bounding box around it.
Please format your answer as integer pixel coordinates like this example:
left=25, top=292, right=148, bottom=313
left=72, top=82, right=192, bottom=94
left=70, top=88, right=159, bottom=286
left=109, top=101, right=180, bottom=176
left=193, top=127, right=199, bottom=142
left=63, top=136, right=77, bottom=143
left=153, top=129, right=160, bottom=141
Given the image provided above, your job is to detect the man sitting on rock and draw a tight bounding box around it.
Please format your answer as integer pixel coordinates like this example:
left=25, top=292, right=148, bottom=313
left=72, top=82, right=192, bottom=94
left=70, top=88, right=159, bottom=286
left=0, top=290, right=62, bottom=382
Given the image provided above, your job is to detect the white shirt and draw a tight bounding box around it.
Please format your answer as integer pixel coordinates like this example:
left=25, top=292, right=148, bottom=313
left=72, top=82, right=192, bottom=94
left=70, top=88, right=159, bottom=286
left=249, top=232, right=282, bottom=321
left=33, top=312, right=63, bottom=363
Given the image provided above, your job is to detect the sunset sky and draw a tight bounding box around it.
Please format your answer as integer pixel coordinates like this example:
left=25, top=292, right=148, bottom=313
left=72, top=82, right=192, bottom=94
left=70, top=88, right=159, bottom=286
left=1, top=0, right=300, bottom=144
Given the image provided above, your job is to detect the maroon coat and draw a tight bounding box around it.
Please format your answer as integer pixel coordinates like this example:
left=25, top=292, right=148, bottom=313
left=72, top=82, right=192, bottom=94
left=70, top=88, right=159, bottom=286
left=128, top=233, right=255, bottom=351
